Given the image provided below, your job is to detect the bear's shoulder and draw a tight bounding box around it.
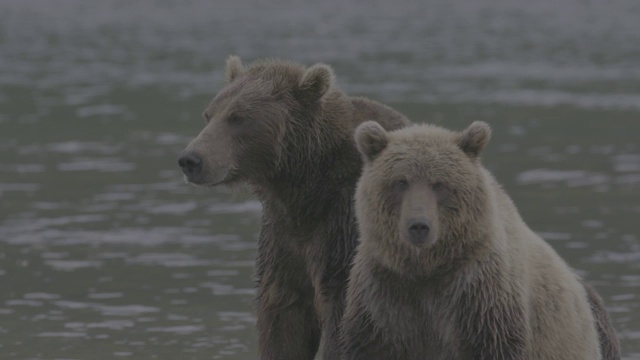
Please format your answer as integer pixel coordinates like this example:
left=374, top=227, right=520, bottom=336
left=349, top=96, right=410, bottom=131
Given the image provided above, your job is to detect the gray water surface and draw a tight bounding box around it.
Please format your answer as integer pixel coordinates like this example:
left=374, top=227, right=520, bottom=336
left=1, top=1, right=639, bottom=359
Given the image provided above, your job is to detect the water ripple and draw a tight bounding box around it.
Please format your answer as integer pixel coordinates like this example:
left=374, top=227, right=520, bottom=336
left=146, top=325, right=206, bottom=335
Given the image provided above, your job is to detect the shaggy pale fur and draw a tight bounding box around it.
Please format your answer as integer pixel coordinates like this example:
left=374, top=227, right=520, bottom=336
left=341, top=121, right=602, bottom=360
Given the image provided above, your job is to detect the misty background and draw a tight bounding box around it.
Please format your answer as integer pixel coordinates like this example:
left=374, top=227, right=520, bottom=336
left=1, top=0, right=639, bottom=358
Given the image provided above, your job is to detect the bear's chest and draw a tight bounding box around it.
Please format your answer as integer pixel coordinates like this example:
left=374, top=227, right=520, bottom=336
left=363, top=275, right=465, bottom=359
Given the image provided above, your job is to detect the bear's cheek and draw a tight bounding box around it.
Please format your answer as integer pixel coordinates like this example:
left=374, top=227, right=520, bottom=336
left=425, top=220, right=440, bottom=247
left=180, top=124, right=239, bottom=186
left=233, top=122, right=286, bottom=170
left=200, top=163, right=235, bottom=186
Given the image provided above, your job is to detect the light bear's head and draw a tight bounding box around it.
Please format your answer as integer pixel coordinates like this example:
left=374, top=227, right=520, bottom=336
left=179, top=55, right=338, bottom=187
left=354, top=121, right=493, bottom=273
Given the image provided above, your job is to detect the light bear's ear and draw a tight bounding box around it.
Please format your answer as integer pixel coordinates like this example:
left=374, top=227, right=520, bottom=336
left=456, top=121, right=491, bottom=158
left=355, top=121, right=388, bottom=162
left=297, top=64, right=335, bottom=103
left=225, top=55, right=244, bottom=83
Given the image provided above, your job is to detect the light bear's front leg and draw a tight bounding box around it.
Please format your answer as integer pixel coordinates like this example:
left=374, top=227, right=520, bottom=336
left=455, top=280, right=528, bottom=360
left=340, top=298, right=404, bottom=360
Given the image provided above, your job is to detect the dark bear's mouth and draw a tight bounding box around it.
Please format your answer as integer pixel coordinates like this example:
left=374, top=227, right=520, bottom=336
left=213, top=169, right=241, bottom=187
left=183, top=169, right=241, bottom=188
left=184, top=176, right=220, bottom=188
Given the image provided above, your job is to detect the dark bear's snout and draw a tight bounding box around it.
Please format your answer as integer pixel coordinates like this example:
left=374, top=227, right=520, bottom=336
left=406, top=217, right=430, bottom=245
left=178, top=150, right=203, bottom=176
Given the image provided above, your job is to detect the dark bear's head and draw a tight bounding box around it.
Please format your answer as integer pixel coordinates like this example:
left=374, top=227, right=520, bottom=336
left=179, top=55, right=338, bottom=187
left=354, top=120, right=492, bottom=272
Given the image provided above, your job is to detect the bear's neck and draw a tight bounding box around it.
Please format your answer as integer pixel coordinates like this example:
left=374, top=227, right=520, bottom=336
left=251, top=140, right=360, bottom=230
left=250, top=94, right=361, bottom=229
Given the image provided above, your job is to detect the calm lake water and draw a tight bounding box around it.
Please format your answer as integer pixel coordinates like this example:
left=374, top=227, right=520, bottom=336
left=0, top=0, right=638, bottom=359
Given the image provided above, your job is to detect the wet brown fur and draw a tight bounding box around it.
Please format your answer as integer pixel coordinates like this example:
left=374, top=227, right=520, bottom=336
left=181, top=56, right=410, bottom=359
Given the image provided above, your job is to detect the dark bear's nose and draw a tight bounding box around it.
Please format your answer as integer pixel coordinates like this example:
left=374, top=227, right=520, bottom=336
left=178, top=150, right=203, bottom=176
left=407, top=217, right=430, bottom=244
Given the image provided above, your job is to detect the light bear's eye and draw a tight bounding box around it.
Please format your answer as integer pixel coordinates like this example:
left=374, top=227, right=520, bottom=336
left=391, top=179, right=409, bottom=192
left=432, top=182, right=450, bottom=196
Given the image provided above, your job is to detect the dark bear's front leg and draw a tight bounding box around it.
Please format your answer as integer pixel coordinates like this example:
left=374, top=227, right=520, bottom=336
left=256, top=281, right=320, bottom=360
left=254, top=219, right=323, bottom=359
left=255, top=228, right=321, bottom=360
left=318, top=288, right=346, bottom=360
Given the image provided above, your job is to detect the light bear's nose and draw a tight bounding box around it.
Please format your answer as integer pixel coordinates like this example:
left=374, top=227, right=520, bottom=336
left=407, top=217, right=430, bottom=245
left=178, top=150, right=203, bottom=176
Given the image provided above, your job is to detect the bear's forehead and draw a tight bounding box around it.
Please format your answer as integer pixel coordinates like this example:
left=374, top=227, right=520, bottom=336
left=386, top=136, right=461, bottom=161
left=217, top=77, right=275, bottom=100
left=373, top=140, right=473, bottom=181
left=241, top=64, right=302, bottom=89
left=210, top=64, right=303, bottom=112
left=211, top=80, right=277, bottom=112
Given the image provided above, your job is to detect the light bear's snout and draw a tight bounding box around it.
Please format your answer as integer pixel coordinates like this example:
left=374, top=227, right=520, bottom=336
left=406, top=217, right=431, bottom=245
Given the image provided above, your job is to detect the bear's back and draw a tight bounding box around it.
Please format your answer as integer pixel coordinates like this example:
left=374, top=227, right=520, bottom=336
left=349, top=96, right=410, bottom=131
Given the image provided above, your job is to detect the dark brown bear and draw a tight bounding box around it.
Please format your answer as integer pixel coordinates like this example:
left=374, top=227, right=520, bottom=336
left=178, top=56, right=410, bottom=359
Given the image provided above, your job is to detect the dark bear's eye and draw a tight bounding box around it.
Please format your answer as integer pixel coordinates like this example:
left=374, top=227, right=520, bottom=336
left=392, top=179, right=409, bottom=192
left=228, top=114, right=244, bottom=125
left=203, top=112, right=211, bottom=123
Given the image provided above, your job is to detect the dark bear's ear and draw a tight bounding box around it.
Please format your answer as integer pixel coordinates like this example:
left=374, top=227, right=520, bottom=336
left=355, top=121, right=388, bottom=162
left=225, top=55, right=244, bottom=83
left=456, top=121, right=491, bottom=158
left=297, top=64, right=335, bottom=103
